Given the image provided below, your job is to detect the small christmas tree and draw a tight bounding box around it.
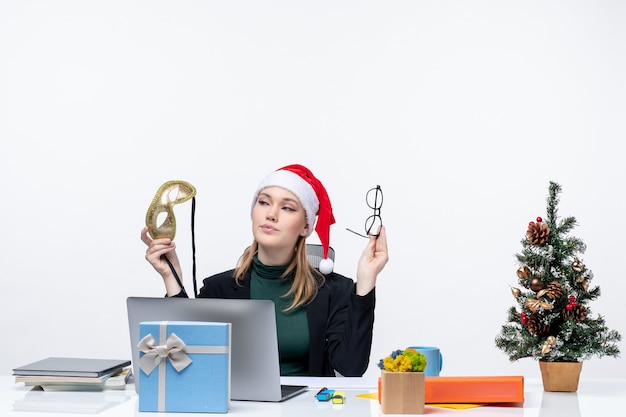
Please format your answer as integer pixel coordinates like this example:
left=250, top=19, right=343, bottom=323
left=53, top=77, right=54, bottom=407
left=495, top=182, right=621, bottom=363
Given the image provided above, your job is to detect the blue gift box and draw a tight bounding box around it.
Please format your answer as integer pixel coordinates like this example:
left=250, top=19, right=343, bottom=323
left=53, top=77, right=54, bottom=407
left=138, top=321, right=231, bottom=413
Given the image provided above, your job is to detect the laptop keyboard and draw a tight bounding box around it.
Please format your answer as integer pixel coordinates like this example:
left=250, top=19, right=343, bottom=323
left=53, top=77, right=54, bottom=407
left=280, top=384, right=308, bottom=399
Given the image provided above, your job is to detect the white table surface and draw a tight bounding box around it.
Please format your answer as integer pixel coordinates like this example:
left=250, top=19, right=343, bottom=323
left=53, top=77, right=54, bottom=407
left=2, top=375, right=625, bottom=416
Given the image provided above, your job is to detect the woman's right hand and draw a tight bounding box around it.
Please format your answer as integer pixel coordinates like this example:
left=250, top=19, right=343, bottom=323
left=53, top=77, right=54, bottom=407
left=140, top=227, right=183, bottom=294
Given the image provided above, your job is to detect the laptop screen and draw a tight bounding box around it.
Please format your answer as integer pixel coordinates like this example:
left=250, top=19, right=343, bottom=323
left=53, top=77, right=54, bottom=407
left=126, top=297, right=305, bottom=401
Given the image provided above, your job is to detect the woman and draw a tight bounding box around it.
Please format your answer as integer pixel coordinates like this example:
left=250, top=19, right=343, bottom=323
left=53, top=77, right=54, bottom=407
left=141, top=164, right=388, bottom=377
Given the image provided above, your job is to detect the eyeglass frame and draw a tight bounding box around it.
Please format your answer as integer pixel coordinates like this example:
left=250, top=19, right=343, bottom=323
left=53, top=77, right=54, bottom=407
left=346, top=185, right=383, bottom=238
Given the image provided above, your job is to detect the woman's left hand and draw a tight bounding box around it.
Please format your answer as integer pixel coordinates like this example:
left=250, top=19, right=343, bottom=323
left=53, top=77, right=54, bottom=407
left=356, top=225, right=389, bottom=296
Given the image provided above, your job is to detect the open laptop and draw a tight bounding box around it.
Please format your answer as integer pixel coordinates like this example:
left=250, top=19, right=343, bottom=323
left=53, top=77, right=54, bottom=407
left=126, top=297, right=308, bottom=402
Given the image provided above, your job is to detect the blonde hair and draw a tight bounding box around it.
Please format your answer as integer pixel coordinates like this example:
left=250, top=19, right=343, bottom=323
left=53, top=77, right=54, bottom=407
left=233, top=235, right=324, bottom=311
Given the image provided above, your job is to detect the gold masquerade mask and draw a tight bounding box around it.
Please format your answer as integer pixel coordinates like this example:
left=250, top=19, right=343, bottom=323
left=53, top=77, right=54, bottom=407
left=145, top=180, right=197, bottom=240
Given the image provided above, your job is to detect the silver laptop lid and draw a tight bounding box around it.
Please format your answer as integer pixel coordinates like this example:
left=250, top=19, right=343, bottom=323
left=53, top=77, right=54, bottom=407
left=127, top=297, right=287, bottom=401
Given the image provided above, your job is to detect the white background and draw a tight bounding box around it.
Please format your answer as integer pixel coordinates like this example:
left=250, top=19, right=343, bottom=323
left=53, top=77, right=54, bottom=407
left=1, top=0, right=624, bottom=380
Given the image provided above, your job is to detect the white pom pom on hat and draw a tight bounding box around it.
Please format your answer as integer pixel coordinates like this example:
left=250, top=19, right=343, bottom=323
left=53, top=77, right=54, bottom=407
left=253, top=164, right=336, bottom=274
left=318, top=258, right=334, bottom=275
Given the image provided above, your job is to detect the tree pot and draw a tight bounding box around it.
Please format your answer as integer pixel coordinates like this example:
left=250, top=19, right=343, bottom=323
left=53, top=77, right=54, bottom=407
left=538, top=360, right=583, bottom=392
left=380, top=370, right=425, bottom=414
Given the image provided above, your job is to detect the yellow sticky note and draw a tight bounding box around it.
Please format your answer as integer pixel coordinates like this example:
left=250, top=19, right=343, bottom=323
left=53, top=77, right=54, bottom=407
left=355, top=392, right=485, bottom=410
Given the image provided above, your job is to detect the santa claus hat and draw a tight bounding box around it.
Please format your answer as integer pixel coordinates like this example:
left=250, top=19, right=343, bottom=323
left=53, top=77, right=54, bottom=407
left=252, top=164, right=336, bottom=274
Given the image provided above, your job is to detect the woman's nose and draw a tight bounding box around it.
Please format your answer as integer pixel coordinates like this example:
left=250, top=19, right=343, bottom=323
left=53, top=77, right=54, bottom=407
left=266, top=207, right=277, bottom=221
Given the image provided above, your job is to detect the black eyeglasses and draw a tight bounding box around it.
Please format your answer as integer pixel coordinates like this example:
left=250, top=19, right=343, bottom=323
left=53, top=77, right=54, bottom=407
left=347, top=185, right=383, bottom=238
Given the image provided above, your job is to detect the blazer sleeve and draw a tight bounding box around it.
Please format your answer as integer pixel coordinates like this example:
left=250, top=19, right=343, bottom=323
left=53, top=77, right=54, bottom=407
left=312, top=273, right=376, bottom=377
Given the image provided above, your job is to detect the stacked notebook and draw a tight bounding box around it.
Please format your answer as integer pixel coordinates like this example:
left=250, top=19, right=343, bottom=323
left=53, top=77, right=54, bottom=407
left=13, top=357, right=132, bottom=391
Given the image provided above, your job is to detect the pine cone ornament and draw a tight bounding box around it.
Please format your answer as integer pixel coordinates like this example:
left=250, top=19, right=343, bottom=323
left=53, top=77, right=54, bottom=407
left=527, top=313, right=550, bottom=335
left=537, top=281, right=564, bottom=300
left=526, top=222, right=550, bottom=245
left=562, top=304, right=589, bottom=322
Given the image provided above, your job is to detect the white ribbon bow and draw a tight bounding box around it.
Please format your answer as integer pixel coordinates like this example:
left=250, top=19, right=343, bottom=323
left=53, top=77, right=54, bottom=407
left=138, top=332, right=192, bottom=375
